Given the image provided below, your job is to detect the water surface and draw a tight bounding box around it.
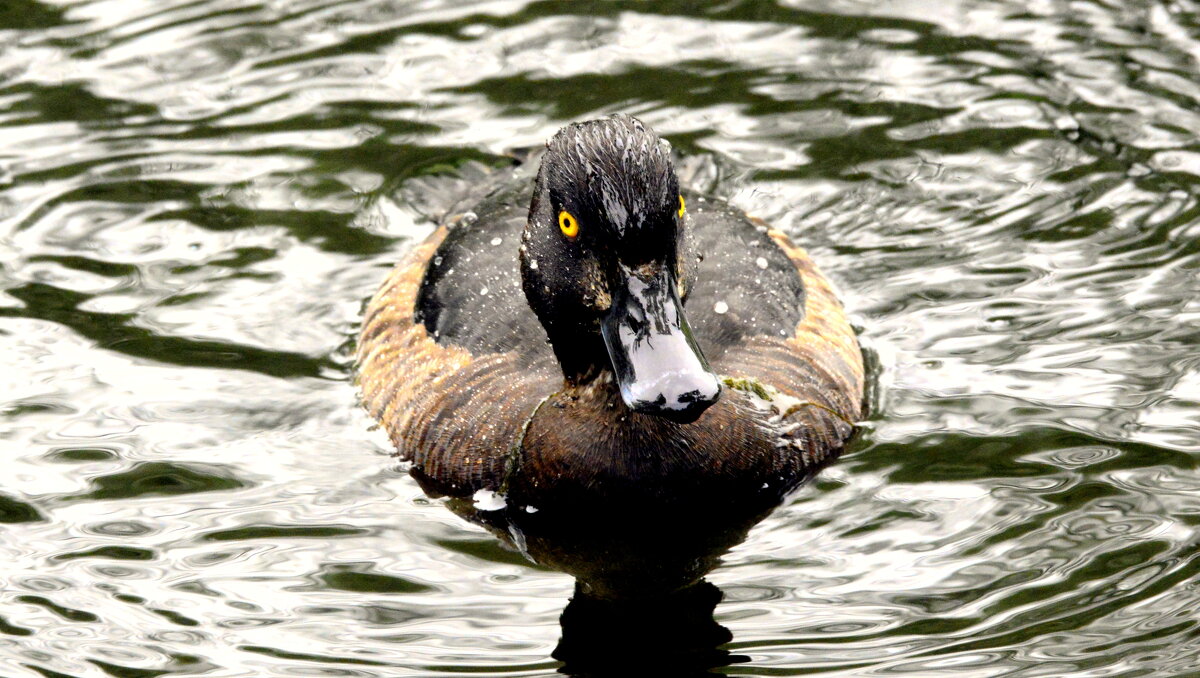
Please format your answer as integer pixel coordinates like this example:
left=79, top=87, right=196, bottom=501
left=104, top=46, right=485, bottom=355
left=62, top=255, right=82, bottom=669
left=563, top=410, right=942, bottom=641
left=2, top=1, right=1199, bottom=676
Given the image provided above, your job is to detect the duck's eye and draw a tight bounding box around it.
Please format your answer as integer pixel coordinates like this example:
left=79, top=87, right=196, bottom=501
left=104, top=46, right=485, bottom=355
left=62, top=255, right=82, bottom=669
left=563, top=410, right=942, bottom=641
left=558, top=210, right=579, bottom=239
left=677, top=195, right=686, bottom=219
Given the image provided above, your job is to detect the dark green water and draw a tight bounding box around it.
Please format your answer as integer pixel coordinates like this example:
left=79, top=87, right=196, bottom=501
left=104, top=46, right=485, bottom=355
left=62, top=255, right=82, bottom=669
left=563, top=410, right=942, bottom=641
left=2, top=0, right=1199, bottom=675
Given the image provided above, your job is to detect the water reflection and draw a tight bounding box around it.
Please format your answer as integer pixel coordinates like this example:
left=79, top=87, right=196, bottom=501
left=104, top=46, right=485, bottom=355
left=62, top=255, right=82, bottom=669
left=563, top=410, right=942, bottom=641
left=554, top=580, right=745, bottom=677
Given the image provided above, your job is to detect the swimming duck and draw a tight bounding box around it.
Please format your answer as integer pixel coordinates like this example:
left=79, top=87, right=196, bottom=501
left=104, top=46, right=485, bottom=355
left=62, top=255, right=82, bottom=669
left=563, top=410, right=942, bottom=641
left=356, top=115, right=863, bottom=597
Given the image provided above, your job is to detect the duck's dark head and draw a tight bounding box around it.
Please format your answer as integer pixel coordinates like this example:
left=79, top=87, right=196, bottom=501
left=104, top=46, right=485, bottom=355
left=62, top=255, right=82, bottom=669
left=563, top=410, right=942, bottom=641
left=519, top=115, right=721, bottom=424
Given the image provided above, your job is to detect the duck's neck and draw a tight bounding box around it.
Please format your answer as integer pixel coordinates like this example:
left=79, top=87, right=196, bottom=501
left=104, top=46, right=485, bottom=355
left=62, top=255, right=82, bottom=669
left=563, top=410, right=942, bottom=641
left=546, top=329, right=611, bottom=387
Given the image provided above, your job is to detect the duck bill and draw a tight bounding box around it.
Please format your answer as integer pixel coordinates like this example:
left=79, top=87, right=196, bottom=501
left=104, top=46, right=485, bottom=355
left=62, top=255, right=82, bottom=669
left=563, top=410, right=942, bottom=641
left=600, top=263, right=721, bottom=424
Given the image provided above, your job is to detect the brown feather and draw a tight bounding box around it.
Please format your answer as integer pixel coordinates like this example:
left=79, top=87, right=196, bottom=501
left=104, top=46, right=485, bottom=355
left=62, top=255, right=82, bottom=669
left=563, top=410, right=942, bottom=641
left=357, top=200, right=864, bottom=597
left=357, top=225, right=557, bottom=496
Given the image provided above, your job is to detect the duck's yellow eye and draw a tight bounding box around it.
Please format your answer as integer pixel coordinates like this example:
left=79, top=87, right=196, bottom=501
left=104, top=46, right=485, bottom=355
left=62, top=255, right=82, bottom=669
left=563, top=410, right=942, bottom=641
left=558, top=210, right=579, bottom=238
left=677, top=195, right=686, bottom=218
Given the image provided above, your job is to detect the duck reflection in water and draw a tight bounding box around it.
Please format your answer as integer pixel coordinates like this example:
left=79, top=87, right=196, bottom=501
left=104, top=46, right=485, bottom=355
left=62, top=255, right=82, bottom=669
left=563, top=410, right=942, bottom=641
left=553, top=580, right=746, bottom=676
left=356, top=115, right=863, bottom=669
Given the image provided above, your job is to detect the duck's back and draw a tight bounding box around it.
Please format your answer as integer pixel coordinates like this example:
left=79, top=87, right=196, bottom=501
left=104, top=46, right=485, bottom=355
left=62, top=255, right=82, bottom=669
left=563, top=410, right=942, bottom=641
left=356, top=172, right=558, bottom=496
left=356, top=169, right=863, bottom=503
left=682, top=193, right=861, bottom=424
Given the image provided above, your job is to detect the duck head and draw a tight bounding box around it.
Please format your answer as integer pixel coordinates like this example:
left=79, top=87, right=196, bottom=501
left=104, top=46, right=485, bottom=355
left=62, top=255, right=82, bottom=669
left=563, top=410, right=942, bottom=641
left=519, top=115, right=721, bottom=424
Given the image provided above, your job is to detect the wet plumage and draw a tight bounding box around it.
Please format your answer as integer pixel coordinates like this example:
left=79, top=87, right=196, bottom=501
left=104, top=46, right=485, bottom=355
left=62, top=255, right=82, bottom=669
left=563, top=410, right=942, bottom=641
left=356, top=115, right=864, bottom=597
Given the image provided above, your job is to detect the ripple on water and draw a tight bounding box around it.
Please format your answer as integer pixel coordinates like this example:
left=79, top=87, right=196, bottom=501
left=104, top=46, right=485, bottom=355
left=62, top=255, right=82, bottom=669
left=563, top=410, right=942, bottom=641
left=1, top=0, right=1200, bottom=676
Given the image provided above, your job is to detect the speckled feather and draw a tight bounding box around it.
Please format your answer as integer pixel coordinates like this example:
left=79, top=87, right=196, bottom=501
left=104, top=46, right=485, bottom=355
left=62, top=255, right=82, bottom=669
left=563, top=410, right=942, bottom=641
left=356, top=222, right=558, bottom=496
left=358, top=189, right=861, bottom=475
left=356, top=134, right=864, bottom=593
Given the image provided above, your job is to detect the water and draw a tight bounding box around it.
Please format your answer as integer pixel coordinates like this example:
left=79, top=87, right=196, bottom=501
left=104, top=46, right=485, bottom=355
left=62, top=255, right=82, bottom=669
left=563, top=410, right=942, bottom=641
left=2, top=0, right=1199, bottom=675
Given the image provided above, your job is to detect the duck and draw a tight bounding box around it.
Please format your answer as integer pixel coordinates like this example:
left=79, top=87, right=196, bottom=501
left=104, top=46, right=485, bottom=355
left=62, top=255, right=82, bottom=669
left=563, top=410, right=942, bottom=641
left=356, top=114, right=863, bottom=598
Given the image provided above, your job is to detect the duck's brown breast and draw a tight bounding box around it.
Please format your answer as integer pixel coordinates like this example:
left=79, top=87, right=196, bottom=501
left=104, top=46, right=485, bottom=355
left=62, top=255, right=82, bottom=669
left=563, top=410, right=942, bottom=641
left=509, top=232, right=864, bottom=517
